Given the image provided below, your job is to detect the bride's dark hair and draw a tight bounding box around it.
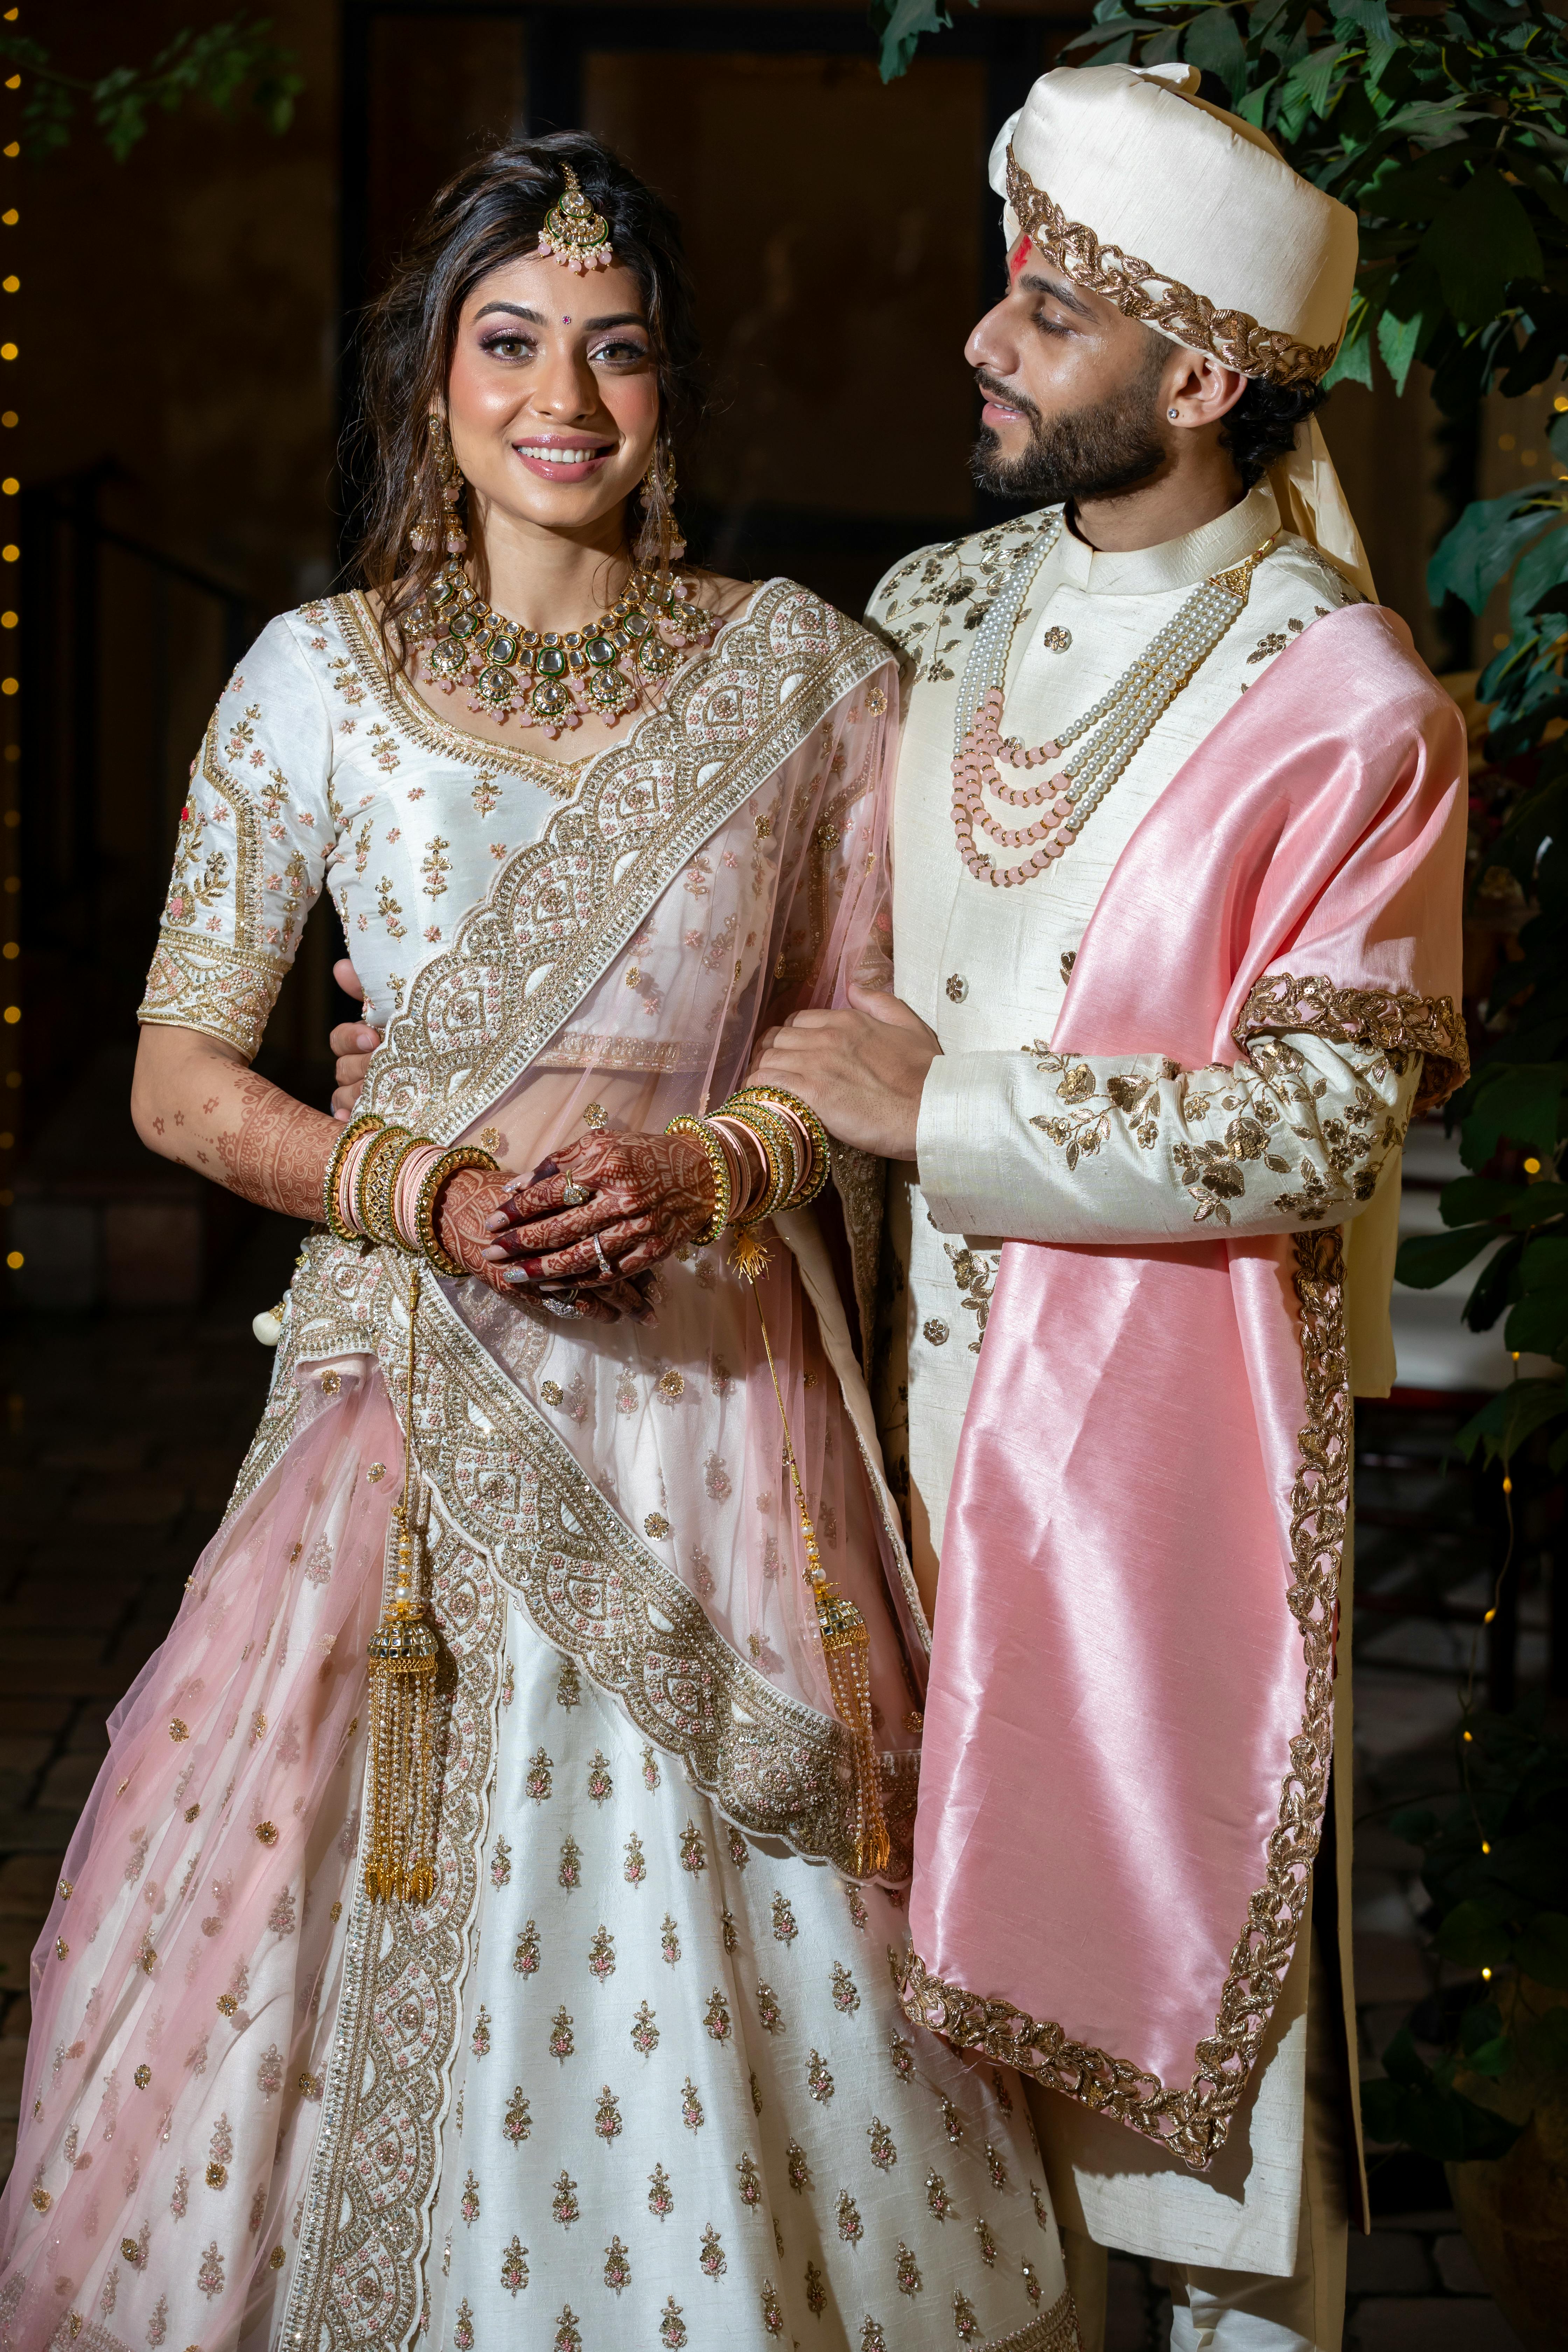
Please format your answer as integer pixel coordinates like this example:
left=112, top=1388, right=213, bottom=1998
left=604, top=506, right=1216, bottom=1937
left=349, top=131, right=704, bottom=649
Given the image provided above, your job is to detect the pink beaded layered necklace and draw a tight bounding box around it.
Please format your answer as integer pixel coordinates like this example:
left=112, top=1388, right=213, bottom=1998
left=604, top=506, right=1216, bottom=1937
left=950, top=519, right=1278, bottom=890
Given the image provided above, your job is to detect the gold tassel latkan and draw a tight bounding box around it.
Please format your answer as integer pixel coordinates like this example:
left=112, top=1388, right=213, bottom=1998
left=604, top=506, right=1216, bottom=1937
left=365, top=1270, right=440, bottom=1904
left=729, top=1226, right=890, bottom=1878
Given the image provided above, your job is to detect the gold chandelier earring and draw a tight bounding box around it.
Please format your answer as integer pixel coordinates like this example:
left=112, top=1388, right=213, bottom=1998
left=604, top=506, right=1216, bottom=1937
left=410, top=404, right=468, bottom=558
left=634, top=439, right=684, bottom=571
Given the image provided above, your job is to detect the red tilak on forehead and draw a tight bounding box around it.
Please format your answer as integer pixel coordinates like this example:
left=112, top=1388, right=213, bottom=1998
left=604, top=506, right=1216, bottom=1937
left=1008, top=234, right=1032, bottom=281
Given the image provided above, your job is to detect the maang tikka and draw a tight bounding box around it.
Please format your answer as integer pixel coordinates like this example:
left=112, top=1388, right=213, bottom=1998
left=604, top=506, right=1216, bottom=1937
left=538, top=162, right=614, bottom=275
left=410, top=405, right=467, bottom=558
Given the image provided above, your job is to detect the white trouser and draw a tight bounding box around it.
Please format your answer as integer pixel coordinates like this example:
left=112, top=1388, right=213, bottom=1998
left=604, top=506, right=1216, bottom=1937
left=1062, top=1942, right=1349, bottom=2351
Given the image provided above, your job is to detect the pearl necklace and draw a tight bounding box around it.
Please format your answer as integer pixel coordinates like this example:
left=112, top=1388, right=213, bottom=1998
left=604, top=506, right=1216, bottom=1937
left=406, top=559, right=716, bottom=740
left=950, top=516, right=1278, bottom=889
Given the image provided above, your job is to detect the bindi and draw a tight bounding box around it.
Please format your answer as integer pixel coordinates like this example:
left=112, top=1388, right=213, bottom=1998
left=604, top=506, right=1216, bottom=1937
left=562, top=314, right=572, bottom=325
left=1009, top=235, right=1032, bottom=282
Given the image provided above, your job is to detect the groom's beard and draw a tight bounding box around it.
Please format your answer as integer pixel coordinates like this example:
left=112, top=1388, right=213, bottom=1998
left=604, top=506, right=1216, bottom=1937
left=969, top=357, right=1168, bottom=506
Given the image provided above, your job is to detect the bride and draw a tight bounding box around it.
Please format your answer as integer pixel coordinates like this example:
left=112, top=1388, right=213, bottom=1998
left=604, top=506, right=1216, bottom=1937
left=0, top=135, right=1074, bottom=2352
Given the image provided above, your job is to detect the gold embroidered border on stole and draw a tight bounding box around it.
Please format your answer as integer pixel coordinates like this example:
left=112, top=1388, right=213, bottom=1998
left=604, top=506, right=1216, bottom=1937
left=898, top=1224, right=1351, bottom=2173
left=1235, top=971, right=1469, bottom=1114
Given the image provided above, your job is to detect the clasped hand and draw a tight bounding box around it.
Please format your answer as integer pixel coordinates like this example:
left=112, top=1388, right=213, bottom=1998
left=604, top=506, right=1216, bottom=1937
left=329, top=960, right=939, bottom=1322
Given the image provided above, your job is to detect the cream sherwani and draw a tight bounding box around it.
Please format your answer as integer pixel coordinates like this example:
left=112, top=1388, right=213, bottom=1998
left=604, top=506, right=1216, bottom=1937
left=868, top=483, right=1398, bottom=2280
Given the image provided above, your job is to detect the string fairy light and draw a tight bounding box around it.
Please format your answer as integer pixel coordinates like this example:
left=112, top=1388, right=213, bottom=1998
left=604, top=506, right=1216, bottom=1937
left=0, top=14, right=16, bottom=1265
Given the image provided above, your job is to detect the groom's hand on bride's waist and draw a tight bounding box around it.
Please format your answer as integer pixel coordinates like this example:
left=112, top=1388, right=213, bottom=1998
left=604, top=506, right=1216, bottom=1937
left=747, top=985, right=940, bottom=1163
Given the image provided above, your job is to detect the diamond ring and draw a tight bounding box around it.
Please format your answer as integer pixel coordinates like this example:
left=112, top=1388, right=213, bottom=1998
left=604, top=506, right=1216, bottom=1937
left=562, top=1178, right=593, bottom=1208
left=592, top=1232, right=614, bottom=1279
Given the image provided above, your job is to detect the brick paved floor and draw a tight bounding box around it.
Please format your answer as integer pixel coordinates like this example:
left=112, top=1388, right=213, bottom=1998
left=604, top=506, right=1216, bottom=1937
left=0, top=1215, right=1529, bottom=2346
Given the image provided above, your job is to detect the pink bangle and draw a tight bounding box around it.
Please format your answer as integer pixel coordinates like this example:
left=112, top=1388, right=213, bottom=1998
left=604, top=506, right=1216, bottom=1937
left=391, top=1141, right=444, bottom=1252
left=711, top=1114, right=766, bottom=1220
left=334, top=1125, right=382, bottom=1236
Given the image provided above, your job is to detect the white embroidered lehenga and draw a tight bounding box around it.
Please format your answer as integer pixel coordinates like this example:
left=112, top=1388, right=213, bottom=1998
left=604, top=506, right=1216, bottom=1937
left=0, top=582, right=1077, bottom=2352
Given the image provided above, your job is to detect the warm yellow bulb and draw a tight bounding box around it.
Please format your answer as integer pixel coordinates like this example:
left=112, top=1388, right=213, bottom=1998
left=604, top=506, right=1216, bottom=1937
left=0, top=348, right=16, bottom=364
left=1502, top=1476, right=1513, bottom=1494
left=2, top=146, right=17, bottom=161
left=1484, top=1605, right=1497, bottom=1623
left=4, top=1249, right=20, bottom=1270
left=2, top=278, right=18, bottom=296
left=0, top=479, right=15, bottom=497
left=1, top=613, right=17, bottom=630
left=1500, top=433, right=1517, bottom=451
left=1463, top=1729, right=1474, bottom=1742
left=1, top=1003, right=17, bottom=1024
left=2, top=544, right=16, bottom=562
left=1, top=413, right=16, bottom=429
left=1, top=212, right=15, bottom=228
left=1556, top=395, right=1568, bottom=412
left=1, top=942, right=16, bottom=960
left=1482, top=1964, right=1493, bottom=1979
left=3, top=77, right=18, bottom=94
left=1482, top=1841, right=1492, bottom=1856
left=1524, top=1157, right=1541, bottom=1174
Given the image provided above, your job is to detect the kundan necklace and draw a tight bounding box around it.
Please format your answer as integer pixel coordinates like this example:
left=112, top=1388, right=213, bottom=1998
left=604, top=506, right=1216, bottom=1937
left=405, top=558, right=716, bottom=740
left=951, top=515, right=1279, bottom=889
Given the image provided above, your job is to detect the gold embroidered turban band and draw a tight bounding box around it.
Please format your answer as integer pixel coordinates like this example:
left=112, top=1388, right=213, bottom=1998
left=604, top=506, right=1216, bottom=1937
left=993, top=63, right=1358, bottom=392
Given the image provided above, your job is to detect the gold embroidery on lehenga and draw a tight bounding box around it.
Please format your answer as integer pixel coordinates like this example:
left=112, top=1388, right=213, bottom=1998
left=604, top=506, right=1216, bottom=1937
left=897, top=1227, right=1351, bottom=2172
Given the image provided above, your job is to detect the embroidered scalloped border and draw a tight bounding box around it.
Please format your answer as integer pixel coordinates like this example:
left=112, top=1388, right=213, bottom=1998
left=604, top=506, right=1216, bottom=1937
left=349, top=580, right=890, bottom=1146
left=1006, top=151, right=1338, bottom=392
left=1235, top=971, right=1469, bottom=1115
left=897, top=1225, right=1349, bottom=2173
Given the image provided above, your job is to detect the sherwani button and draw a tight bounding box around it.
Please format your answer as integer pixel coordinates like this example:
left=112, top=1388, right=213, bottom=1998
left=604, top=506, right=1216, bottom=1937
left=923, top=1318, right=950, bottom=1345
left=945, top=974, right=968, bottom=1002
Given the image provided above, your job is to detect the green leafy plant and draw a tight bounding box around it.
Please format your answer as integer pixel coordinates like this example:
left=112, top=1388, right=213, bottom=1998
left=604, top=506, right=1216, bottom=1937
left=3, top=15, right=302, bottom=162
left=1361, top=1707, right=1568, bottom=2163
left=878, top=0, right=1568, bottom=1461
left=870, top=1, right=978, bottom=86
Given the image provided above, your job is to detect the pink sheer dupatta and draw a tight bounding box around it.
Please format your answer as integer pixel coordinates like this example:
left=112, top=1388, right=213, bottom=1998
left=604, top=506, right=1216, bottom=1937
left=0, top=1371, right=395, bottom=2349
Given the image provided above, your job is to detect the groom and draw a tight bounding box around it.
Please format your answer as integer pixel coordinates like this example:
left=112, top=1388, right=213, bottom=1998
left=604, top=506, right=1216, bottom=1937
left=748, top=60, right=1467, bottom=2352
left=330, top=62, right=1467, bottom=2352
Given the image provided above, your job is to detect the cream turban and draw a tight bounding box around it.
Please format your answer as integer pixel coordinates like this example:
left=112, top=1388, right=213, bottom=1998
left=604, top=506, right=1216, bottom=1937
left=989, top=63, right=1374, bottom=599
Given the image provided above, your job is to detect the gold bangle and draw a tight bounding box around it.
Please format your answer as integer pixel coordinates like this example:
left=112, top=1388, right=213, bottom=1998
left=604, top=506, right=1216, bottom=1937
left=724, top=1102, right=791, bottom=1224
left=323, top=1111, right=385, bottom=1241
left=739, top=1099, right=801, bottom=1215
left=729, top=1083, right=831, bottom=1210
left=415, top=1145, right=500, bottom=1279
left=355, top=1125, right=416, bottom=1248
left=665, top=1114, right=732, bottom=1246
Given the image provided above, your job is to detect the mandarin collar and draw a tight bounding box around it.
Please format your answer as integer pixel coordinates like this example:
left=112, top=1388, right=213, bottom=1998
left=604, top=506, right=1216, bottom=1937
left=1053, top=482, right=1281, bottom=595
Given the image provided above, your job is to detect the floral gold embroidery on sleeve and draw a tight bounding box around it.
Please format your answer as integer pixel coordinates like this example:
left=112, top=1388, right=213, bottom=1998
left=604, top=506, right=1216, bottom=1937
left=1024, top=1030, right=1415, bottom=1230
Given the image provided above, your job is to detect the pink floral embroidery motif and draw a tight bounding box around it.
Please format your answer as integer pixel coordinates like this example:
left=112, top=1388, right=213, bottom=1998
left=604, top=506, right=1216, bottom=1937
left=490, top=1837, right=512, bottom=1889
left=503, top=2087, right=531, bottom=2146
left=623, top=1831, right=647, bottom=1887
left=630, top=2001, right=659, bottom=2057
left=647, top=2162, right=674, bottom=2219
left=699, top=2223, right=726, bottom=2279
left=513, top=1920, right=540, bottom=1976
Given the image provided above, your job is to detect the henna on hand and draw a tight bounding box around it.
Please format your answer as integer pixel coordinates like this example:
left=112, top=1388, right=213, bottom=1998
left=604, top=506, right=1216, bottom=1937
left=482, top=1129, right=716, bottom=1285
left=438, top=1167, right=656, bottom=1324
left=215, top=1069, right=340, bottom=1223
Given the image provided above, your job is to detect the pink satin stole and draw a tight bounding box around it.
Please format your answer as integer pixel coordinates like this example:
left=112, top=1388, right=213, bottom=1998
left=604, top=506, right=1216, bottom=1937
left=910, top=606, right=1466, bottom=2125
